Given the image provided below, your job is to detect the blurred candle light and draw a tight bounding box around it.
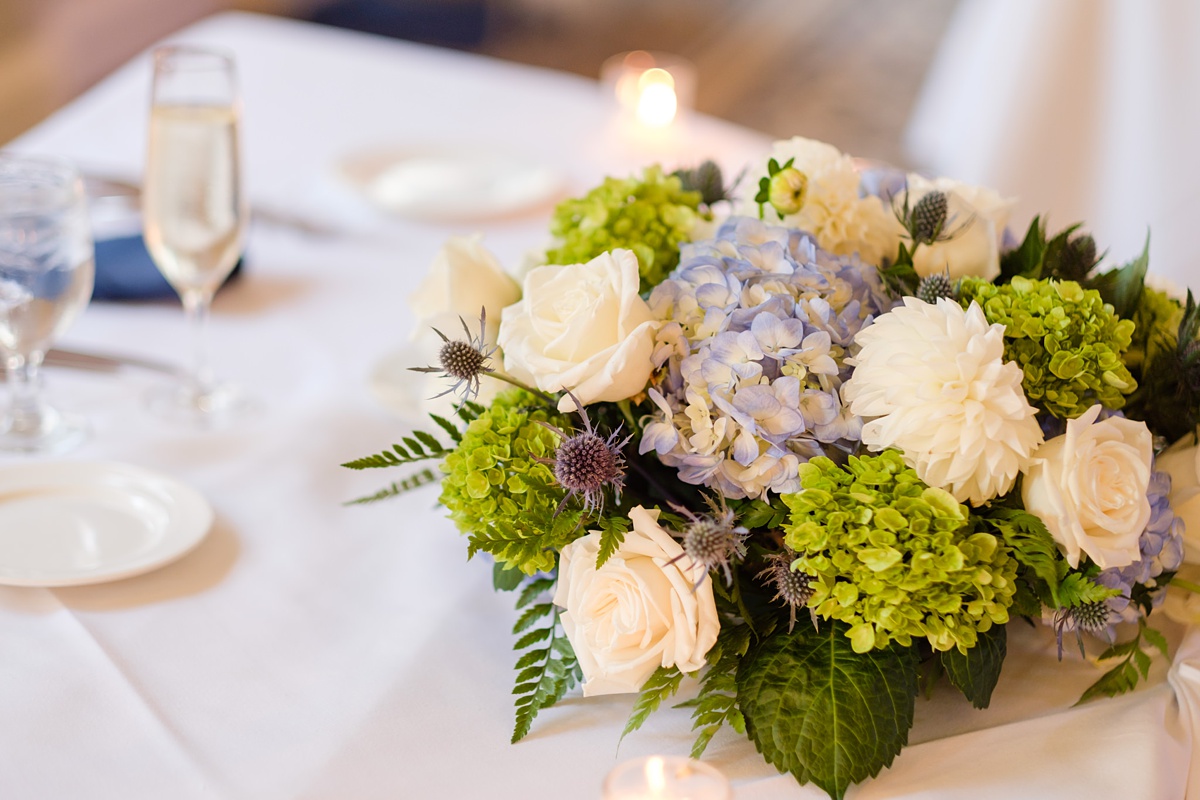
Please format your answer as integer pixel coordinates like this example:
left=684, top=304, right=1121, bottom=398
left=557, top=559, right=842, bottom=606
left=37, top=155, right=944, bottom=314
left=602, top=755, right=732, bottom=800
left=602, top=51, right=696, bottom=133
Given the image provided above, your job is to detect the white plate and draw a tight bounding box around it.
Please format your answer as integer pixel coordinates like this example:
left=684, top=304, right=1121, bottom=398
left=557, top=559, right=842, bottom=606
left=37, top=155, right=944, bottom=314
left=339, top=148, right=564, bottom=222
left=0, top=461, right=214, bottom=587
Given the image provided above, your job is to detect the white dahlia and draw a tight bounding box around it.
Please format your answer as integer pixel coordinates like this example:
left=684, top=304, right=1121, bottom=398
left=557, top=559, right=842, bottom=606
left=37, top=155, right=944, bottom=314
left=843, top=297, right=1043, bottom=505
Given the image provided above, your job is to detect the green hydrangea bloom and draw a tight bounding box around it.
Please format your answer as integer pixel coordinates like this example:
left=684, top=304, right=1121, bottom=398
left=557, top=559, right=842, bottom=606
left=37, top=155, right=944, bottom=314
left=960, top=275, right=1137, bottom=419
left=781, top=452, right=1017, bottom=654
left=544, top=165, right=704, bottom=292
left=439, top=389, right=580, bottom=575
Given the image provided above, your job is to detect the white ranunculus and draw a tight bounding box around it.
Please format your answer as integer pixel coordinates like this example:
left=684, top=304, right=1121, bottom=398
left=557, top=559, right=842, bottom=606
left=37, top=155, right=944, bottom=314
left=904, top=174, right=1015, bottom=282
left=1022, top=405, right=1153, bottom=569
left=1156, top=430, right=1200, bottom=564
left=408, top=234, right=520, bottom=344
left=553, top=506, right=719, bottom=696
left=498, top=249, right=659, bottom=412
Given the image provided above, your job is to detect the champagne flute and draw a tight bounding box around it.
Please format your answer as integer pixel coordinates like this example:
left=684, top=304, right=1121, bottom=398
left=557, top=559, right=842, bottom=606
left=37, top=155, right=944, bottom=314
left=0, top=154, right=95, bottom=454
left=143, top=45, right=250, bottom=424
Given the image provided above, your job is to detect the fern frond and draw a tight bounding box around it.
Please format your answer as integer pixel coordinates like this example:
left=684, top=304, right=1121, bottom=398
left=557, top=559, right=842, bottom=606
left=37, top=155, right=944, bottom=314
left=343, top=469, right=438, bottom=505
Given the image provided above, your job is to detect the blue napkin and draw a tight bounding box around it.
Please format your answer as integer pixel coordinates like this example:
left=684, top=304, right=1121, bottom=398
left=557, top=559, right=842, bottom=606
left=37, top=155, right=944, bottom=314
left=92, top=235, right=243, bottom=302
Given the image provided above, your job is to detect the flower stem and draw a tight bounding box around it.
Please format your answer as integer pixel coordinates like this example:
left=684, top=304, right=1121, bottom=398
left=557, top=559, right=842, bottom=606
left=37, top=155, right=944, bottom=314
left=1171, top=577, right=1200, bottom=595
left=485, top=372, right=557, bottom=405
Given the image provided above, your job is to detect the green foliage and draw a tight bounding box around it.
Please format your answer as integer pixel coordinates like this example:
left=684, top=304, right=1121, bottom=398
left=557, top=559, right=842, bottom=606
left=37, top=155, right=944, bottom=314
left=880, top=241, right=921, bottom=298
left=596, top=514, right=631, bottom=569
left=493, top=562, right=524, bottom=592
left=676, top=621, right=752, bottom=758
left=976, top=506, right=1063, bottom=607
left=940, top=624, right=1007, bottom=709
left=1122, top=285, right=1200, bottom=442
left=999, top=217, right=1101, bottom=284
left=621, top=666, right=684, bottom=744
left=341, top=431, right=453, bottom=470
left=782, top=452, right=1018, bottom=654
left=545, top=165, right=704, bottom=292
left=960, top=275, right=1137, bottom=419
left=1057, top=570, right=1121, bottom=607
left=439, top=389, right=583, bottom=575
left=1076, top=620, right=1170, bottom=705
left=737, top=622, right=919, bottom=800
left=343, top=468, right=438, bottom=505
left=510, top=576, right=581, bottom=743
left=1087, top=233, right=1149, bottom=320
left=730, top=496, right=789, bottom=531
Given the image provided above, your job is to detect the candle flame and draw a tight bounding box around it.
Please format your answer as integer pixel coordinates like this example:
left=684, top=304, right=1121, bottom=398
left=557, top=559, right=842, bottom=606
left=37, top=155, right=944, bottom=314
left=635, top=68, right=678, bottom=128
left=645, top=756, right=667, bottom=795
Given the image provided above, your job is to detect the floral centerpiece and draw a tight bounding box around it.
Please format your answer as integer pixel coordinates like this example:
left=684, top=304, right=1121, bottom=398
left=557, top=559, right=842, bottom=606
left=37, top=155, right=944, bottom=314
left=346, top=137, right=1199, bottom=799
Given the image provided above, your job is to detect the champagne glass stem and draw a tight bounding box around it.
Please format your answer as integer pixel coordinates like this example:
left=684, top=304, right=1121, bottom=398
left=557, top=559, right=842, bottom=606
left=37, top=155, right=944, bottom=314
left=5, top=352, right=46, bottom=434
left=182, top=290, right=216, bottom=399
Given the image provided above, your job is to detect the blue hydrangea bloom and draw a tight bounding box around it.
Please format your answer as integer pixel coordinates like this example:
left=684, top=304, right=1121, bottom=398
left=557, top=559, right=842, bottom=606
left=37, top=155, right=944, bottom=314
left=640, top=216, right=890, bottom=498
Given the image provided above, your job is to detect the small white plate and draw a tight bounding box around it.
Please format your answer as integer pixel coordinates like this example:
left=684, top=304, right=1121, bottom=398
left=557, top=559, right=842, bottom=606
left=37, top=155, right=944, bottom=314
left=339, top=148, right=564, bottom=222
left=0, top=461, right=214, bottom=587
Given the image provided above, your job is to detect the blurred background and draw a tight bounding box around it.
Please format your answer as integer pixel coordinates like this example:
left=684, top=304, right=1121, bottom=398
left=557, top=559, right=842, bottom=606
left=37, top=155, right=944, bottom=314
left=1, top=0, right=1197, bottom=283
left=0, top=0, right=956, bottom=165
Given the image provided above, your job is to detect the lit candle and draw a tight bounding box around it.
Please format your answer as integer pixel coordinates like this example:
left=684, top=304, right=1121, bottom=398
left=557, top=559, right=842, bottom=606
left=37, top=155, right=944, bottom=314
left=602, top=755, right=732, bottom=800
left=602, top=51, right=696, bottom=132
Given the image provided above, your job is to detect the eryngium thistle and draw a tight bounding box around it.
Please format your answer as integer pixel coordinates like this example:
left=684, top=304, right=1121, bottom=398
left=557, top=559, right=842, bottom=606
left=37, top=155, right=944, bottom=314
left=1053, top=600, right=1113, bottom=658
left=540, top=399, right=630, bottom=516
left=675, top=160, right=728, bottom=206
left=409, top=309, right=495, bottom=402
left=910, top=190, right=948, bottom=245
left=758, top=551, right=816, bottom=632
left=1057, top=233, right=1099, bottom=281
left=671, top=495, right=749, bottom=587
left=916, top=271, right=956, bottom=304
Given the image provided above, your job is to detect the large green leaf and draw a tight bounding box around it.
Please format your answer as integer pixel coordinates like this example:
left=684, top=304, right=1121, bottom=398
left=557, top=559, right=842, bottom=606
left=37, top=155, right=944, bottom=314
left=1088, top=232, right=1149, bottom=320
left=940, top=624, right=1007, bottom=709
left=737, top=622, right=919, bottom=800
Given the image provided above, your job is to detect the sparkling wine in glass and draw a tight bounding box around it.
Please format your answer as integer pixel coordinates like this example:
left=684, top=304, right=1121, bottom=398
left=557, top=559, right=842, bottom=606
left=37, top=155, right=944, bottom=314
left=143, top=45, right=251, bottom=424
left=0, top=154, right=95, bottom=454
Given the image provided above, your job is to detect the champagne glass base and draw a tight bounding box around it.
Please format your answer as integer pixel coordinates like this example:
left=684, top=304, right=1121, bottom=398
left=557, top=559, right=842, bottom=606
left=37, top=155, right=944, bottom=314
left=0, top=409, right=89, bottom=455
left=145, top=381, right=257, bottom=428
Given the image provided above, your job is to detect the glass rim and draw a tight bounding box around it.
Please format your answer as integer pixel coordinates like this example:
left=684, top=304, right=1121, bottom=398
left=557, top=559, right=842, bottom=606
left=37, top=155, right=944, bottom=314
left=0, top=153, right=85, bottom=214
left=152, top=44, right=237, bottom=72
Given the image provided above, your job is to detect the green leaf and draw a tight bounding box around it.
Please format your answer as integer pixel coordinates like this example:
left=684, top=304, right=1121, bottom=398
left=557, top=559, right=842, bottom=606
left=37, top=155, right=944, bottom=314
left=999, top=216, right=1047, bottom=282
left=1058, top=572, right=1121, bottom=607
left=341, top=434, right=452, bottom=470
left=493, top=562, right=524, bottom=592
left=596, top=514, right=631, bottom=568
left=737, top=622, right=919, bottom=800
left=1142, top=625, right=1170, bottom=659
left=516, top=577, right=556, bottom=609
left=1088, top=232, right=1149, bottom=320
left=429, top=413, right=463, bottom=444
left=510, top=591, right=581, bottom=743
left=940, top=624, right=1007, bottom=709
left=342, top=469, right=438, bottom=504
left=621, top=666, right=684, bottom=744
left=977, top=507, right=1062, bottom=607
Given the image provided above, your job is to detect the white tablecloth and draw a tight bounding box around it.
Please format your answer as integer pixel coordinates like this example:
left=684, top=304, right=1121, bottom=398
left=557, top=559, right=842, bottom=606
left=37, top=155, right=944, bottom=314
left=1, top=13, right=1196, bottom=799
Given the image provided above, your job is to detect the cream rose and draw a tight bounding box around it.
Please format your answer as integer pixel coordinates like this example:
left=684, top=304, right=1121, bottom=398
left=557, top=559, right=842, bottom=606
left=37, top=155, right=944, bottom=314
left=553, top=506, right=719, bottom=696
left=498, top=249, right=659, bottom=412
left=903, top=174, right=1015, bottom=282
left=1022, top=405, right=1153, bottom=569
left=1156, top=430, right=1200, bottom=564
left=408, top=234, right=521, bottom=344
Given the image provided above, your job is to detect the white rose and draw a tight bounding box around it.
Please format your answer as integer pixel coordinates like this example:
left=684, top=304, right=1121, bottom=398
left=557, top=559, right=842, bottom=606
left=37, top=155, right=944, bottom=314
left=1156, top=430, right=1200, bottom=564
left=408, top=234, right=520, bottom=344
left=498, top=249, right=659, bottom=412
left=904, top=174, right=1015, bottom=282
left=1022, top=405, right=1153, bottom=569
left=553, top=506, right=720, bottom=696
